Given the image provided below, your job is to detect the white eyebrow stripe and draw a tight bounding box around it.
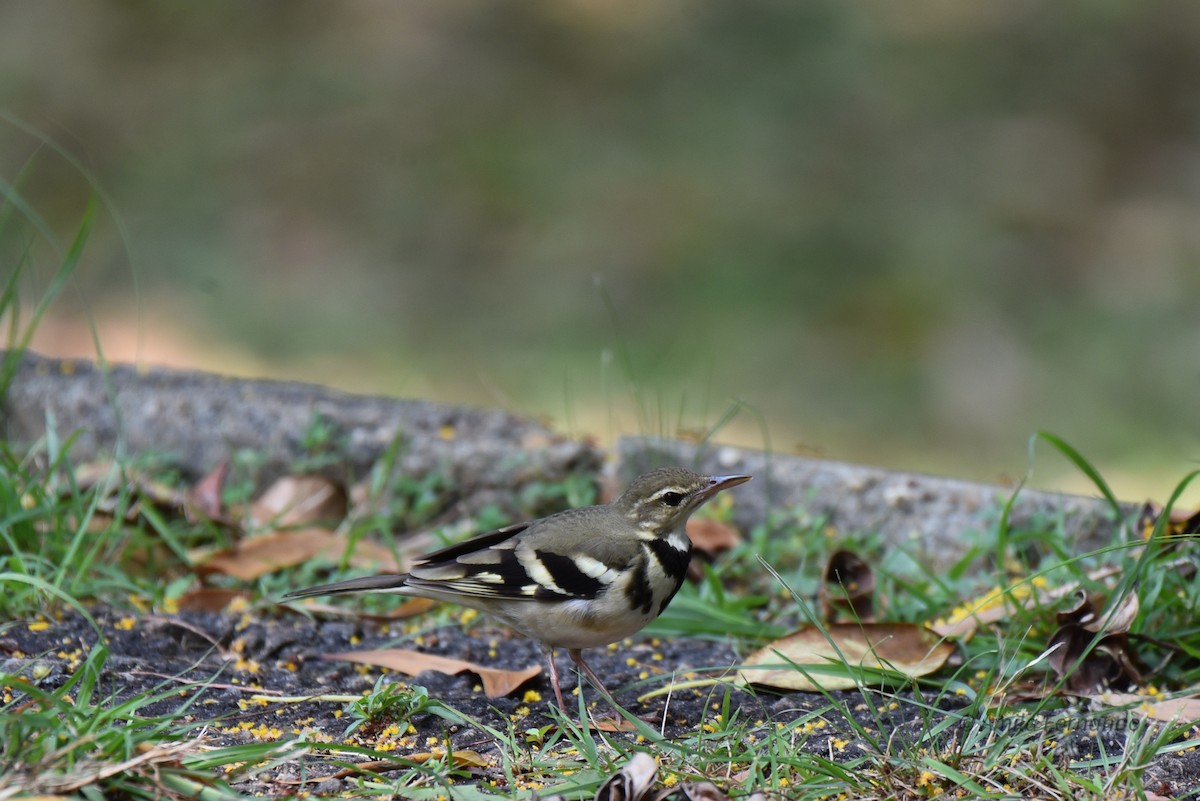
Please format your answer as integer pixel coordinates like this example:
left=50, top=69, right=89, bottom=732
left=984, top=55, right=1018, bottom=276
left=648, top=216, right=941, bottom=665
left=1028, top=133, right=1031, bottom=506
left=572, top=554, right=618, bottom=584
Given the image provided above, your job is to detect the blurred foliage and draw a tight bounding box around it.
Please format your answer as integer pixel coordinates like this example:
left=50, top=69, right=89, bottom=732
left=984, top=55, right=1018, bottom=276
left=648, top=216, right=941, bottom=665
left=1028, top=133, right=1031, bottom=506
left=1, top=1, right=1199, bottom=495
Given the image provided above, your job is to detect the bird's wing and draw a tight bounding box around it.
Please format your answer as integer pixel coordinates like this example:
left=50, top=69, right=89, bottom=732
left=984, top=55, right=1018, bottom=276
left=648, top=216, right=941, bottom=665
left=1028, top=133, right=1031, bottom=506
left=407, top=515, right=625, bottom=602
left=411, top=521, right=531, bottom=565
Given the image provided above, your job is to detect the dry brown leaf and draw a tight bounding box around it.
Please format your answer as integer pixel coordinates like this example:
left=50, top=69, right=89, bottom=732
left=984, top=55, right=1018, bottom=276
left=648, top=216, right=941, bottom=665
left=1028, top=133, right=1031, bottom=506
left=185, top=461, right=230, bottom=523
left=590, top=718, right=639, bottom=732
left=737, top=623, right=955, bottom=692
left=1047, top=589, right=1145, bottom=694
left=322, top=648, right=541, bottom=699
left=176, top=587, right=249, bottom=613
left=686, top=518, right=741, bottom=558
left=249, top=475, right=348, bottom=529
left=685, top=517, right=743, bottom=581
left=339, top=539, right=407, bottom=572
left=1058, top=588, right=1138, bottom=632
left=195, top=529, right=402, bottom=581
left=667, top=781, right=732, bottom=801
left=384, top=750, right=489, bottom=769
left=196, top=529, right=340, bottom=580
left=1099, top=692, right=1200, bottom=723
left=1086, top=591, right=1139, bottom=634
left=821, top=549, right=877, bottom=622
left=595, top=751, right=657, bottom=801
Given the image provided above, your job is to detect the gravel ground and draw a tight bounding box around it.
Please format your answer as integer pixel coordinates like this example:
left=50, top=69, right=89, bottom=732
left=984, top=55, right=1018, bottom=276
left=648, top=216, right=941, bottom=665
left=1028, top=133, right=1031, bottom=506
left=4, top=606, right=1199, bottom=798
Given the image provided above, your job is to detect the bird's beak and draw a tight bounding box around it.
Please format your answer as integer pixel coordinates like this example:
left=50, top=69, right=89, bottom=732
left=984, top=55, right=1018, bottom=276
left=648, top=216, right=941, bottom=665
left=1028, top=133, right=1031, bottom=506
left=697, top=474, right=752, bottom=502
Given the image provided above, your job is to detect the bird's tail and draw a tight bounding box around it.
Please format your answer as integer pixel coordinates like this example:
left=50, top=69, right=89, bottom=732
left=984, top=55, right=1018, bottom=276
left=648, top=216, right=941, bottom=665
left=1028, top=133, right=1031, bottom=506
left=281, top=574, right=410, bottom=601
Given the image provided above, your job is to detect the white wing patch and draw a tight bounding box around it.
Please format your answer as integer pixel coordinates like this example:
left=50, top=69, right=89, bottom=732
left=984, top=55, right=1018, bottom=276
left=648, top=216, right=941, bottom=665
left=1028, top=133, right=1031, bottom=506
left=517, top=545, right=568, bottom=595
left=572, top=554, right=618, bottom=584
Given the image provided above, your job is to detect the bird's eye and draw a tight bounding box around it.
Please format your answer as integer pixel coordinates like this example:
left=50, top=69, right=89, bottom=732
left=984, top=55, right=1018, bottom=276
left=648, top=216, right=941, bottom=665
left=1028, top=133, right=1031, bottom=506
left=660, top=491, right=685, bottom=507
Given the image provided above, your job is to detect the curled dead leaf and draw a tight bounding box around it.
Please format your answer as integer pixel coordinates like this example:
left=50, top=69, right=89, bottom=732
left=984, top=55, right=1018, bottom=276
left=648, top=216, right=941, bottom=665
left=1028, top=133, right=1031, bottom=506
left=821, top=549, right=877, bottom=622
left=737, top=623, right=954, bottom=692
left=321, top=648, right=541, bottom=699
left=185, top=461, right=230, bottom=523
left=594, top=751, right=657, bottom=801
left=249, top=475, right=348, bottom=530
left=1047, top=589, right=1144, bottom=694
left=668, top=781, right=731, bottom=801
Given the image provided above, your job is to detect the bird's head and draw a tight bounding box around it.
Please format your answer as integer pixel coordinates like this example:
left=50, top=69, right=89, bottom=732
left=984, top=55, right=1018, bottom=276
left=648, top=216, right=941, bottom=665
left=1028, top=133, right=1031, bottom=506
left=614, top=467, right=751, bottom=534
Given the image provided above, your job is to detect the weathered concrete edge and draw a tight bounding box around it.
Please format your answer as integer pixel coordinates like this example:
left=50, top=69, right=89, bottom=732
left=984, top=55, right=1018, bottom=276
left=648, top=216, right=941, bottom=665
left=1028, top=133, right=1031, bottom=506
left=0, top=351, right=602, bottom=516
left=617, top=436, right=1139, bottom=568
left=2, top=351, right=1139, bottom=566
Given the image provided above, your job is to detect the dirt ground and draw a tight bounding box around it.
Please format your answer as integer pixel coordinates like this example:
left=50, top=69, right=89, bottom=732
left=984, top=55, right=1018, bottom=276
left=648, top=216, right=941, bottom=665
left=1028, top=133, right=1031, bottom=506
left=5, top=606, right=1200, bottom=798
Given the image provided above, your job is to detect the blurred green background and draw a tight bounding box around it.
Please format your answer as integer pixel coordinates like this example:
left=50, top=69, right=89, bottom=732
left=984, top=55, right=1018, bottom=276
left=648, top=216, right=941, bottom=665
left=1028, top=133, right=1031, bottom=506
left=3, top=1, right=1199, bottom=499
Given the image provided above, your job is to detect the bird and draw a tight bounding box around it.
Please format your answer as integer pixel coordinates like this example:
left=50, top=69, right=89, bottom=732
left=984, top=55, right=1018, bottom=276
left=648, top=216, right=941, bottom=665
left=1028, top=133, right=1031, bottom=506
left=282, top=467, right=751, bottom=713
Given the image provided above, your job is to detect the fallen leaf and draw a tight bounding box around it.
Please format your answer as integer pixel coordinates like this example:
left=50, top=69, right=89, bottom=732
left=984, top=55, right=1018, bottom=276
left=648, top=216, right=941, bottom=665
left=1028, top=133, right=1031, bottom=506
left=821, top=549, right=877, bottom=622
left=196, top=529, right=337, bottom=580
left=176, top=587, right=249, bottom=613
left=185, top=461, right=230, bottom=523
left=250, top=475, right=348, bottom=529
left=1099, top=692, right=1200, bottom=723
left=372, top=750, right=488, bottom=769
left=590, top=718, right=639, bottom=733
left=194, top=529, right=401, bottom=580
left=687, top=518, right=741, bottom=558
left=594, top=751, right=657, bottom=801
left=1055, top=588, right=1139, bottom=633
left=673, top=781, right=734, bottom=801
left=737, top=623, right=955, bottom=692
left=321, top=648, right=541, bottom=699
left=686, top=517, right=743, bottom=581
left=1047, top=589, right=1145, bottom=694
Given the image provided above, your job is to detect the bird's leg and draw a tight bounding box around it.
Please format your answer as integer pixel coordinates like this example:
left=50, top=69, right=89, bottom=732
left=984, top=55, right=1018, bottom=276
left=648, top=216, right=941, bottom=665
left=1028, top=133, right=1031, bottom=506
left=544, top=648, right=568, bottom=711
left=568, top=648, right=625, bottom=717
